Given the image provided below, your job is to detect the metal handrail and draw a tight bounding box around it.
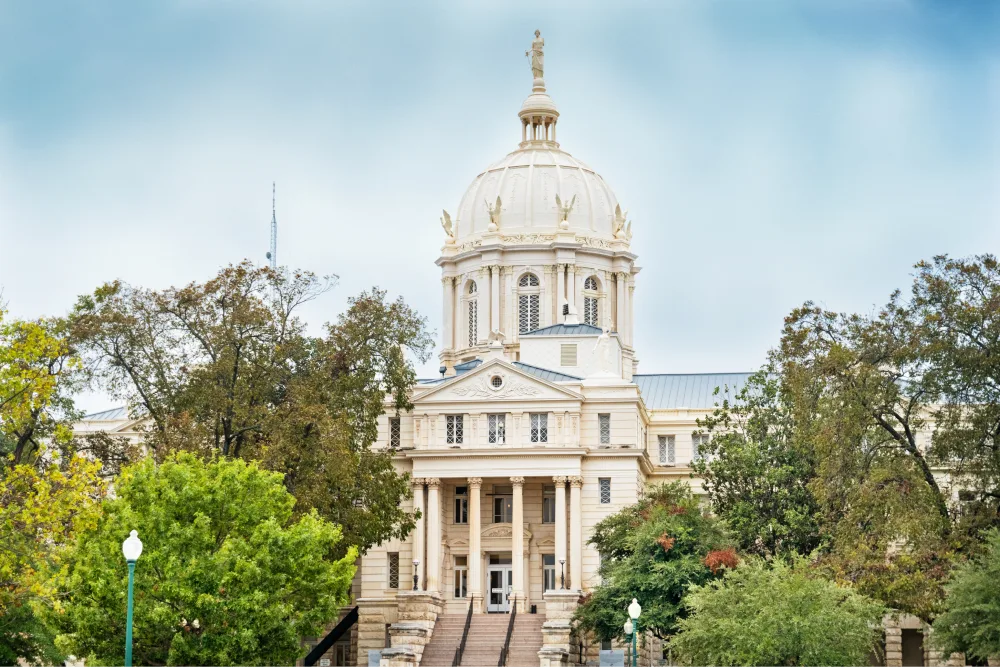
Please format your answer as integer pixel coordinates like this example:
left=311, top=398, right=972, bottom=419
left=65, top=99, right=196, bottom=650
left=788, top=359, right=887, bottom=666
left=452, top=600, right=474, bottom=666
left=497, top=596, right=517, bottom=667
left=304, top=606, right=359, bottom=666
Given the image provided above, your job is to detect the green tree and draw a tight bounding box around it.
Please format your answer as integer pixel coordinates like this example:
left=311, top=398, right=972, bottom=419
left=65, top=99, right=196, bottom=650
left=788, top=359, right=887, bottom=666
left=694, top=367, right=820, bottom=557
left=573, top=483, right=733, bottom=643
left=670, top=557, right=885, bottom=666
left=50, top=453, right=357, bottom=667
left=72, top=263, right=433, bottom=552
left=932, top=529, right=1000, bottom=662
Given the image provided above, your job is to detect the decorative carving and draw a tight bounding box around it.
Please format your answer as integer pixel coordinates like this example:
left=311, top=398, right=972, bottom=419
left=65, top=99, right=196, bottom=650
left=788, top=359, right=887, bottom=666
left=488, top=329, right=506, bottom=345
left=467, top=477, right=483, bottom=488
left=501, top=233, right=556, bottom=245
left=450, top=372, right=543, bottom=399
left=482, top=525, right=513, bottom=538
left=440, top=210, right=455, bottom=243
left=455, top=239, right=483, bottom=253
left=552, top=475, right=567, bottom=484
left=425, top=478, right=441, bottom=488
left=485, top=196, right=502, bottom=232
left=568, top=476, right=584, bottom=488
left=510, top=476, right=525, bottom=486
left=577, top=236, right=616, bottom=250
left=411, top=477, right=426, bottom=487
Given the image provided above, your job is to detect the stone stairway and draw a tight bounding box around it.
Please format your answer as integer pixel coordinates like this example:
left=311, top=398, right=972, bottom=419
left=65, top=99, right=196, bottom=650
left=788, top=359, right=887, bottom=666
left=418, top=612, right=544, bottom=667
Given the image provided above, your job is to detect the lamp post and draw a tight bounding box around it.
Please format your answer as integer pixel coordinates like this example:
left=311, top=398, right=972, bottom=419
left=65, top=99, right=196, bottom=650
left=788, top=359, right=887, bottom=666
left=623, top=619, right=633, bottom=667
left=627, top=598, right=641, bottom=667
left=412, top=558, right=420, bottom=591
left=559, top=559, right=565, bottom=589
left=121, top=530, right=143, bottom=667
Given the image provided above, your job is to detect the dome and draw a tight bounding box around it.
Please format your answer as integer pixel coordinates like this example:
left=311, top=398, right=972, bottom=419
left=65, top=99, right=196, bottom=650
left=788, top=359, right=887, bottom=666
left=452, top=146, right=620, bottom=241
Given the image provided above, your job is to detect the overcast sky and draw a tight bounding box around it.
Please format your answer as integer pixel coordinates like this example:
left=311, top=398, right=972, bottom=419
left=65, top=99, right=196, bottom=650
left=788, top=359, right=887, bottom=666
left=1, top=1, right=998, bottom=414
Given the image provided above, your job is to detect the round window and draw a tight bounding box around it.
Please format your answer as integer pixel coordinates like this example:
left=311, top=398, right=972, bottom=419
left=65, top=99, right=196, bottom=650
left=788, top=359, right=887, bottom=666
left=491, top=375, right=504, bottom=389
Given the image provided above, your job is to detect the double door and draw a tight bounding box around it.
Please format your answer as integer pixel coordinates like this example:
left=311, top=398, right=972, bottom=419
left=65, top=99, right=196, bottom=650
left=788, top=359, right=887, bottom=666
left=486, top=565, right=512, bottom=613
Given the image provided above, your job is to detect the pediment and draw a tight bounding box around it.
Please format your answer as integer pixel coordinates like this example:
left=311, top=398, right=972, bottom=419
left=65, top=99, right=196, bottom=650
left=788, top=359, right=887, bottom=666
left=482, top=524, right=532, bottom=541
left=415, top=359, right=582, bottom=404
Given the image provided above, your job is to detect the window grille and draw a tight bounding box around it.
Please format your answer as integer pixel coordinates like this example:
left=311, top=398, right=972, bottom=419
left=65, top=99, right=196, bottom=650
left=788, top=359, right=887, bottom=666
left=468, top=281, right=477, bottom=294
left=519, top=273, right=539, bottom=287
left=543, top=554, right=556, bottom=590
left=518, top=294, right=540, bottom=333
left=560, top=343, right=577, bottom=366
left=530, top=413, right=548, bottom=443
left=658, top=435, right=676, bottom=465
left=488, top=414, right=506, bottom=444
left=599, top=414, right=611, bottom=444
left=584, top=276, right=598, bottom=290
left=446, top=415, right=464, bottom=444
left=468, top=300, right=478, bottom=347
left=599, top=478, right=611, bottom=504
left=454, top=486, right=468, bottom=524
left=692, top=433, right=709, bottom=461
left=387, top=552, right=400, bottom=589
left=542, top=485, right=555, bottom=523
left=454, top=556, right=468, bottom=598
left=584, top=296, right=599, bottom=326
left=389, top=417, right=400, bottom=449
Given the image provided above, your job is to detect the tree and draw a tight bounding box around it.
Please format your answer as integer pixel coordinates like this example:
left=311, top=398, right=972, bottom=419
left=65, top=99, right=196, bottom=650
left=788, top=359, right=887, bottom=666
left=932, top=529, right=1000, bottom=662
left=72, top=264, right=433, bottom=552
left=670, top=556, right=885, bottom=666
left=49, top=453, right=357, bottom=667
left=573, top=483, right=733, bottom=643
left=693, top=367, right=821, bottom=558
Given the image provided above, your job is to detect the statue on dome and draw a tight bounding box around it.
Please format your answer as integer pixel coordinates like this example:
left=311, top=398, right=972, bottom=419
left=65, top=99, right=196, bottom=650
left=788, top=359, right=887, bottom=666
left=555, top=193, right=576, bottom=225
left=440, top=209, right=455, bottom=242
left=526, top=30, right=544, bottom=81
left=485, top=196, right=502, bottom=232
left=613, top=204, right=632, bottom=240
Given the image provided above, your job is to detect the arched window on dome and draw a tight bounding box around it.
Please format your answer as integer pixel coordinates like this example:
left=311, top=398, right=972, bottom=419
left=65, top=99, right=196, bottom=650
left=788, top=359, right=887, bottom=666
left=583, top=275, right=600, bottom=327
left=465, top=280, right=478, bottom=348
left=518, top=272, right=540, bottom=334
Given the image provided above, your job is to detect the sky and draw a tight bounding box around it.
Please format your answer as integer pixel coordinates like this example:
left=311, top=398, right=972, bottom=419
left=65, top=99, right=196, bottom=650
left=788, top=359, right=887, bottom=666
left=1, top=1, right=998, bottom=414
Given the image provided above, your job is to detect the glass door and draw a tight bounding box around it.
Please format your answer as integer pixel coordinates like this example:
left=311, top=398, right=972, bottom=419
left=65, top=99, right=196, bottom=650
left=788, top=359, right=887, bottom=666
left=486, top=566, right=512, bottom=612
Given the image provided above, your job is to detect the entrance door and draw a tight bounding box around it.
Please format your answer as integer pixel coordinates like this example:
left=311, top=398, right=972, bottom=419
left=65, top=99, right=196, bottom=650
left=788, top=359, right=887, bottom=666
left=486, top=566, right=513, bottom=612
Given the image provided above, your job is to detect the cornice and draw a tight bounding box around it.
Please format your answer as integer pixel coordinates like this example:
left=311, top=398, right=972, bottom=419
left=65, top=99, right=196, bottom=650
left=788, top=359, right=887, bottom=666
left=405, top=448, right=587, bottom=459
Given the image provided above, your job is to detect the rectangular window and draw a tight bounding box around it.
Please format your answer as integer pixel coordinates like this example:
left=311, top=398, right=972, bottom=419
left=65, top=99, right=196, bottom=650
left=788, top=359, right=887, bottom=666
left=468, top=300, right=478, bottom=347
left=492, top=487, right=513, bottom=523
left=446, top=415, right=464, bottom=444
left=454, top=556, right=468, bottom=598
left=519, top=294, right=540, bottom=333
left=601, top=639, right=613, bottom=652
left=454, top=486, right=468, bottom=524
left=488, top=414, right=506, bottom=445
left=584, top=296, right=599, bottom=327
left=389, top=417, right=401, bottom=449
left=543, top=554, right=556, bottom=590
left=387, top=552, right=400, bottom=589
left=599, top=478, right=611, bottom=504
left=560, top=343, right=578, bottom=366
left=599, top=414, right=611, bottom=445
left=542, top=485, right=555, bottom=523
left=658, top=435, right=676, bottom=465
left=530, top=413, right=548, bottom=443
left=692, top=433, right=709, bottom=461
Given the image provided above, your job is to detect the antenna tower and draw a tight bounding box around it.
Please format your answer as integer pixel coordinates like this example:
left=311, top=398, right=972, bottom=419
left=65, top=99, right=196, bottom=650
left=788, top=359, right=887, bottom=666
left=267, top=182, right=277, bottom=269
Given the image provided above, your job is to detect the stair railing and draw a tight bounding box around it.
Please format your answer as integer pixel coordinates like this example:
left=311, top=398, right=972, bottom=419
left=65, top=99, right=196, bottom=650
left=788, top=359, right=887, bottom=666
left=497, top=596, right=517, bottom=667
left=452, top=600, right=474, bottom=666
left=304, top=606, right=358, bottom=666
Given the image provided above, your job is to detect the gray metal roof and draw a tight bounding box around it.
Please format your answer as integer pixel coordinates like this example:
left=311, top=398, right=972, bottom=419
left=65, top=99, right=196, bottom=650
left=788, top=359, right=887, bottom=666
left=520, top=323, right=604, bottom=337
left=634, top=373, right=753, bottom=410
left=512, top=362, right=582, bottom=382
left=82, top=406, right=133, bottom=421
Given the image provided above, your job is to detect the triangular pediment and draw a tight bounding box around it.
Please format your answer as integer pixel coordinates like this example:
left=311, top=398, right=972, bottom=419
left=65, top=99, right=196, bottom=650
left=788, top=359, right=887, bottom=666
left=415, top=358, right=582, bottom=404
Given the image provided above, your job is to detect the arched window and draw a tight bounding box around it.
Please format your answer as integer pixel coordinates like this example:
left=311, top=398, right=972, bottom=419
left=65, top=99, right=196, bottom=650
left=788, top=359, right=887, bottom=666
left=518, top=272, right=540, bottom=333
left=465, top=281, right=478, bottom=347
left=468, top=282, right=477, bottom=294
left=583, top=275, right=600, bottom=327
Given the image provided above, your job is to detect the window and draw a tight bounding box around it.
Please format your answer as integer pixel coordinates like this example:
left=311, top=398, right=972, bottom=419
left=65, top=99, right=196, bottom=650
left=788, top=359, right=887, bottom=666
left=519, top=273, right=539, bottom=288
left=468, top=300, right=478, bottom=347
left=387, top=552, right=400, bottom=589
left=599, top=414, right=611, bottom=445
left=454, top=486, right=468, bottom=524
left=692, top=433, right=709, bottom=461
left=599, top=478, right=611, bottom=504
left=493, top=486, right=513, bottom=522
left=658, top=435, right=676, bottom=465
left=601, top=639, right=613, bottom=652
left=583, top=276, right=600, bottom=327
left=542, top=485, right=555, bottom=523
left=518, top=273, right=540, bottom=333
left=530, top=413, right=548, bottom=443
left=488, top=414, right=506, bottom=444
left=584, top=276, right=598, bottom=290
left=560, top=343, right=578, bottom=367
left=446, top=415, right=464, bottom=444
left=389, top=417, right=400, bottom=449
left=543, top=554, right=556, bottom=590
left=454, top=556, right=468, bottom=598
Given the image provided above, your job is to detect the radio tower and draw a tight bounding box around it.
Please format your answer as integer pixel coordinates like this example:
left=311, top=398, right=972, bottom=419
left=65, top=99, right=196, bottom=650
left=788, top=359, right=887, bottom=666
left=266, top=182, right=277, bottom=269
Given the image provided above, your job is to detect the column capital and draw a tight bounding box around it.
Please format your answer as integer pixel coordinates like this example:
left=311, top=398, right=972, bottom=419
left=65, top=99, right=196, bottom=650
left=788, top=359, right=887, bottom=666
left=442, top=276, right=456, bottom=286
left=467, top=477, right=483, bottom=488
left=510, top=476, right=525, bottom=486
left=552, top=475, right=568, bottom=484
left=425, top=477, right=442, bottom=488
left=411, top=477, right=426, bottom=487
left=568, top=475, right=584, bottom=488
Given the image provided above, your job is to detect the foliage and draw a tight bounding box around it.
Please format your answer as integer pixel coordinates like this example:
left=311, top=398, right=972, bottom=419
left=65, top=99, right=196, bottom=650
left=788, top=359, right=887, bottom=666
left=49, top=453, right=357, bottom=667
left=694, top=367, right=821, bottom=558
left=72, top=263, right=433, bottom=552
left=670, top=556, right=886, bottom=666
left=932, top=529, right=1000, bottom=661
left=573, top=483, right=732, bottom=642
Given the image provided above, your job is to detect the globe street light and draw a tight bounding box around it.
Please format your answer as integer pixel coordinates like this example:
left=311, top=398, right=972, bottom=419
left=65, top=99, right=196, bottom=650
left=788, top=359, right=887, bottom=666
left=623, top=619, right=634, bottom=667
left=627, top=598, right=641, bottom=667
left=559, top=559, right=565, bottom=589
left=121, top=530, right=143, bottom=667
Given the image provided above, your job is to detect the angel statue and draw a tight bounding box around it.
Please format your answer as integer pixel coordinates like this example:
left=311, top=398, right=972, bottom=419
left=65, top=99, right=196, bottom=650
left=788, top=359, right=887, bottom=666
left=592, top=327, right=613, bottom=373
left=485, top=196, right=502, bottom=232
left=613, top=204, right=630, bottom=239
left=440, top=209, right=455, bottom=242
left=488, top=329, right=506, bottom=345
left=525, top=30, right=544, bottom=81
left=555, top=193, right=576, bottom=228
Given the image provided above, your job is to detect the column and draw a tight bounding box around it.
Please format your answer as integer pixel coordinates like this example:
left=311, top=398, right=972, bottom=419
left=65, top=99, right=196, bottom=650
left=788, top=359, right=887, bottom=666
left=616, top=273, right=626, bottom=333
left=553, top=476, right=567, bottom=588
left=412, top=478, right=425, bottom=590
left=567, top=265, right=577, bottom=311
left=511, top=476, right=525, bottom=608
left=468, top=478, right=483, bottom=610
left=442, top=278, right=454, bottom=350
left=426, top=478, right=442, bottom=592
left=556, top=264, right=565, bottom=313
left=569, top=476, right=583, bottom=590
left=628, top=277, right=635, bottom=346
left=490, top=266, right=501, bottom=334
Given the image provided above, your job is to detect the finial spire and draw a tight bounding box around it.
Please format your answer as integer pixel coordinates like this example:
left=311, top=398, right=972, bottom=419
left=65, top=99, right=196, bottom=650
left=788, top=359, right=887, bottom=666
left=267, top=182, right=277, bottom=269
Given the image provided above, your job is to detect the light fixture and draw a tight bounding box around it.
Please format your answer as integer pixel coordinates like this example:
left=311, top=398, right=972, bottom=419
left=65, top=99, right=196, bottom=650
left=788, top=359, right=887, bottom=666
left=121, top=530, right=143, bottom=667
left=122, top=530, right=143, bottom=562
left=623, top=619, right=633, bottom=635
left=628, top=597, right=641, bottom=620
